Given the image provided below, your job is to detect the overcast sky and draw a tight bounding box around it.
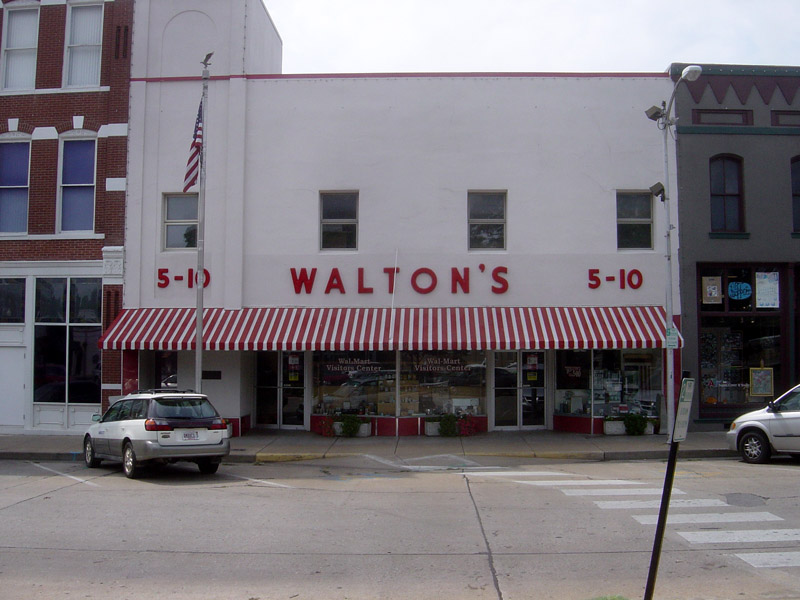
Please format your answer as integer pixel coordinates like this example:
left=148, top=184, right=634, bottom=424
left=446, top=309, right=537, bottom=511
left=261, top=0, right=800, bottom=74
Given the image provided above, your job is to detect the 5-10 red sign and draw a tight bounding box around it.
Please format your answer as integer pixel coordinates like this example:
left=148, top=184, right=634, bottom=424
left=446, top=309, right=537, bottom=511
left=588, top=268, right=643, bottom=290
left=157, top=268, right=211, bottom=289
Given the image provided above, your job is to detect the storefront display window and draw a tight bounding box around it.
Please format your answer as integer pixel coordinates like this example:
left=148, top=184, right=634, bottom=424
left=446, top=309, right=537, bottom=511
left=555, top=349, right=661, bottom=419
left=698, top=265, right=785, bottom=417
left=402, top=351, right=486, bottom=416
left=312, top=351, right=395, bottom=416
left=33, top=277, right=101, bottom=404
left=312, top=350, right=487, bottom=417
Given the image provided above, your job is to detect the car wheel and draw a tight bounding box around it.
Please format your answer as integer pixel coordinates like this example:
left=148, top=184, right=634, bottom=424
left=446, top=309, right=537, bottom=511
left=740, top=430, right=771, bottom=464
left=84, top=436, right=101, bottom=468
left=122, top=442, right=142, bottom=479
left=197, top=460, right=219, bottom=475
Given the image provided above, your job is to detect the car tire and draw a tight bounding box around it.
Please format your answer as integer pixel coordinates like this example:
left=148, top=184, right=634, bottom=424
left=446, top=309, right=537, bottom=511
left=197, top=460, right=219, bottom=475
left=84, top=436, right=101, bottom=468
left=122, top=442, right=142, bottom=479
left=740, top=430, right=771, bottom=464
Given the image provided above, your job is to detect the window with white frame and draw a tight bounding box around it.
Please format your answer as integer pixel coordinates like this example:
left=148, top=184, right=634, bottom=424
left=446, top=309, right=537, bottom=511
left=0, top=141, right=30, bottom=233
left=468, top=191, right=506, bottom=250
left=65, top=3, right=103, bottom=87
left=60, top=138, right=96, bottom=232
left=616, top=191, right=653, bottom=249
left=2, top=8, right=38, bottom=90
left=164, top=194, right=198, bottom=249
left=320, top=192, right=358, bottom=250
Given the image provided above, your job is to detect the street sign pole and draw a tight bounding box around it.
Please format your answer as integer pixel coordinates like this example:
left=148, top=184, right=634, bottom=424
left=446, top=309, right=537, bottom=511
left=643, top=378, right=695, bottom=600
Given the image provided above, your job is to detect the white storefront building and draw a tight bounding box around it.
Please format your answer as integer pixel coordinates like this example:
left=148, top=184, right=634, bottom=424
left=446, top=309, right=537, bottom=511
left=101, top=1, right=680, bottom=436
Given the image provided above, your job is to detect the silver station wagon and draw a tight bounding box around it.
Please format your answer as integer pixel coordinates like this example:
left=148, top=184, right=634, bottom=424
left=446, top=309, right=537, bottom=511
left=83, top=390, right=230, bottom=478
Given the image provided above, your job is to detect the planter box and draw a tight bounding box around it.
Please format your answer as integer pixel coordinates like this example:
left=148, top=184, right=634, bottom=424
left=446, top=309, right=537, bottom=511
left=424, top=421, right=440, bottom=436
left=333, top=421, right=371, bottom=437
left=604, top=420, right=626, bottom=435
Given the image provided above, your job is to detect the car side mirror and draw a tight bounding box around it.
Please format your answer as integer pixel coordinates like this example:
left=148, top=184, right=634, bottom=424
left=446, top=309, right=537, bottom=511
left=767, top=401, right=778, bottom=413
left=92, top=413, right=101, bottom=422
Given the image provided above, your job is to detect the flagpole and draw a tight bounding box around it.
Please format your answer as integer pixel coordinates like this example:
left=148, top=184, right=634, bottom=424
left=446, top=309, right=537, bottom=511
left=194, top=56, right=211, bottom=393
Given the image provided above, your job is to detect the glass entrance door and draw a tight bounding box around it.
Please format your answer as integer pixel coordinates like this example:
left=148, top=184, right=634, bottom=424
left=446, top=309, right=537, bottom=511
left=494, top=351, right=545, bottom=429
left=256, top=352, right=305, bottom=429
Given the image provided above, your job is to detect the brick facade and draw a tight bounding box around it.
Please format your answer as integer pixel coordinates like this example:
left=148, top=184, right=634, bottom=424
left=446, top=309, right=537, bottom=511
left=0, top=0, right=132, bottom=430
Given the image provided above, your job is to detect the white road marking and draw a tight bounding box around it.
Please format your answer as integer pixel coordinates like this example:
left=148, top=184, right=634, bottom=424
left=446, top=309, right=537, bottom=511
left=365, top=454, right=485, bottom=471
left=736, top=551, right=800, bottom=568
left=679, top=529, right=800, bottom=544
left=633, top=512, right=783, bottom=525
left=228, top=474, right=292, bottom=488
left=32, top=463, right=99, bottom=487
left=514, top=479, right=642, bottom=486
left=465, top=471, right=579, bottom=477
left=595, top=498, right=728, bottom=510
left=562, top=487, right=685, bottom=496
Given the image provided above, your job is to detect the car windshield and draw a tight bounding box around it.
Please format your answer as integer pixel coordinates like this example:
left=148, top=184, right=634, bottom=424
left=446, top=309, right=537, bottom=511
left=151, top=397, right=218, bottom=419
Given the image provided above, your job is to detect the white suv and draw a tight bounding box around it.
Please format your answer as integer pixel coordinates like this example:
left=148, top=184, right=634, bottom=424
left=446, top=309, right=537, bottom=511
left=727, top=384, right=800, bottom=463
left=83, top=390, right=230, bottom=478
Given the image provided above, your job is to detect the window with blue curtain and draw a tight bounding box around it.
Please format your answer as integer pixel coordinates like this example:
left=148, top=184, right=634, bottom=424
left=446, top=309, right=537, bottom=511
left=61, top=139, right=96, bottom=231
left=0, top=142, right=30, bottom=233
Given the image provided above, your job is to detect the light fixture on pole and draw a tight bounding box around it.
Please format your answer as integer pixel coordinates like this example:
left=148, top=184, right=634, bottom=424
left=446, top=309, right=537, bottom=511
left=645, top=64, right=701, bottom=440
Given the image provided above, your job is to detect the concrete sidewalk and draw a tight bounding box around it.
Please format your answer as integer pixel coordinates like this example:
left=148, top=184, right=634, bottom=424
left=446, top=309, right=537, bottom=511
left=0, top=429, right=736, bottom=464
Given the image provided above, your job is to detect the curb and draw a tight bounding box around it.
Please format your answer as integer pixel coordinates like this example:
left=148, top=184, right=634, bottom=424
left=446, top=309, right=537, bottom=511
left=0, top=448, right=738, bottom=464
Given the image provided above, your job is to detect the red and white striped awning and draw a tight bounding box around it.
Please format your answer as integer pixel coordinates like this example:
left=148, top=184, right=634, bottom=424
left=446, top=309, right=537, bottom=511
left=100, top=306, right=681, bottom=351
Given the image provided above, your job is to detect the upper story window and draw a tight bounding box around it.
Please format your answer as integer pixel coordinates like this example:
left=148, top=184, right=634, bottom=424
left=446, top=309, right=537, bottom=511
left=792, top=157, right=800, bottom=233
left=60, top=138, right=96, bottom=232
left=468, top=191, right=506, bottom=250
left=164, top=193, right=198, bottom=249
left=0, top=140, right=30, bottom=233
left=616, top=191, right=653, bottom=249
left=320, top=192, right=358, bottom=250
left=65, top=3, right=103, bottom=87
left=2, top=8, right=38, bottom=90
left=709, top=155, right=744, bottom=233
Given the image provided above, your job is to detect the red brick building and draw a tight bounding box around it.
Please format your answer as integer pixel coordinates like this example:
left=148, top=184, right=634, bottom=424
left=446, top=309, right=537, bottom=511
left=0, top=0, right=131, bottom=431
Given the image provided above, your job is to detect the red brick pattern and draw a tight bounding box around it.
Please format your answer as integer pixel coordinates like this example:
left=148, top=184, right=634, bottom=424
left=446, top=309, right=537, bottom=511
left=0, top=1, right=134, bottom=406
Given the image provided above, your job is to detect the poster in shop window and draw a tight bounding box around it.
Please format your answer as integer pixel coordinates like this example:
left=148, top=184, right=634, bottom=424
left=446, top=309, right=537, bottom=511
left=749, top=367, right=773, bottom=397
left=755, top=272, right=779, bottom=309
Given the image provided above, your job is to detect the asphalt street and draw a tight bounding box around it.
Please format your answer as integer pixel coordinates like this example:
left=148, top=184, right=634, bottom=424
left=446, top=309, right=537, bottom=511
left=2, top=453, right=800, bottom=600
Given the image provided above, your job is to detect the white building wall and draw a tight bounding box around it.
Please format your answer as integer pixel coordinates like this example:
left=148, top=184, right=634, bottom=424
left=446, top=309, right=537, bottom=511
left=129, top=72, right=677, bottom=312
left=127, top=1, right=677, bottom=316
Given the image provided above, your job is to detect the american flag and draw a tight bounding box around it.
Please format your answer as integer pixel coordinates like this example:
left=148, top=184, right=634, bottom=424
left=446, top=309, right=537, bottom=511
left=183, top=100, right=203, bottom=192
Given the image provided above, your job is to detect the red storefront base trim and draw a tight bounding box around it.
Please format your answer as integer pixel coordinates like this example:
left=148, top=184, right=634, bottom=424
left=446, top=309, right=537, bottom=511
left=310, top=415, right=489, bottom=437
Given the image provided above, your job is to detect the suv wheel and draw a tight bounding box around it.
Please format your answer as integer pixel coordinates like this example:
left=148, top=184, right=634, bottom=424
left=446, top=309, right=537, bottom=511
left=84, top=436, right=101, bottom=468
left=740, top=430, right=771, bottom=464
left=123, top=442, right=142, bottom=479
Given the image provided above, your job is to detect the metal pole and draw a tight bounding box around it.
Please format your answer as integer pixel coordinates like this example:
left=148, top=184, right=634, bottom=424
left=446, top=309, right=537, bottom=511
left=643, top=439, right=680, bottom=600
left=661, top=112, right=676, bottom=439
left=194, top=62, right=210, bottom=393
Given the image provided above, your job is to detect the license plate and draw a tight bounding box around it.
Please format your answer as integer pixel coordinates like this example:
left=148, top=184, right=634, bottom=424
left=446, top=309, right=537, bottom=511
left=182, top=431, right=200, bottom=441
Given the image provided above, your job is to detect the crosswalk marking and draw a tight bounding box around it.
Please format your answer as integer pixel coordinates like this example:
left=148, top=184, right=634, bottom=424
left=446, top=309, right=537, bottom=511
left=633, top=512, right=783, bottom=525
left=595, top=498, right=728, bottom=509
left=562, top=487, right=685, bottom=496
left=679, top=529, right=800, bottom=544
left=736, top=552, right=800, bottom=568
left=514, top=479, right=642, bottom=486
